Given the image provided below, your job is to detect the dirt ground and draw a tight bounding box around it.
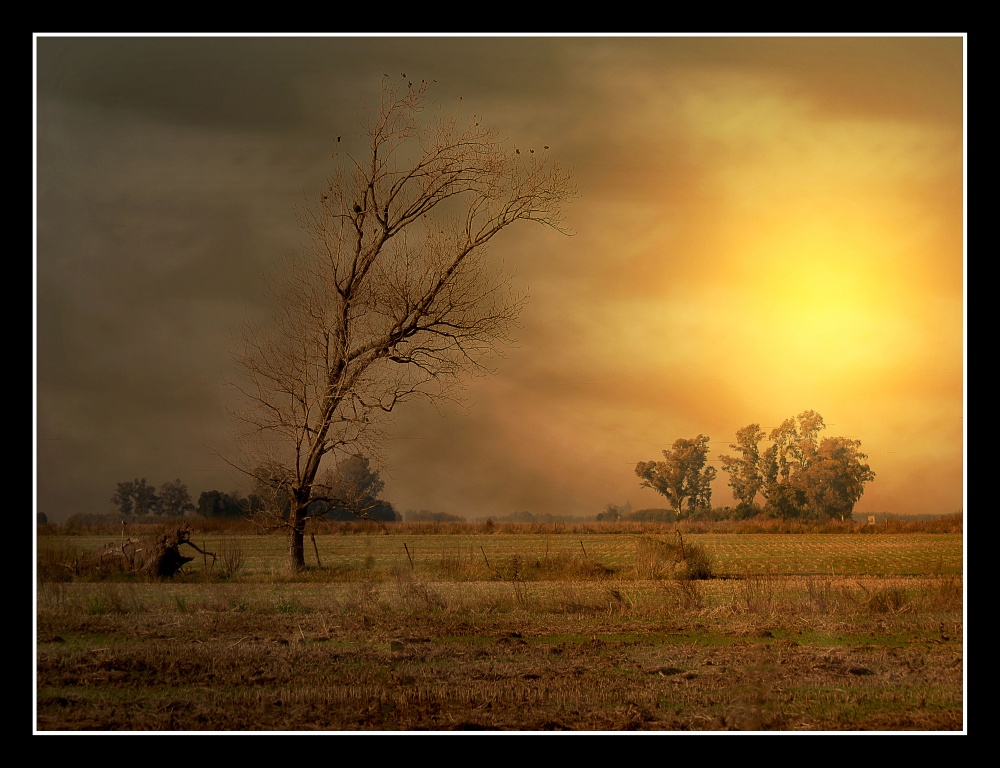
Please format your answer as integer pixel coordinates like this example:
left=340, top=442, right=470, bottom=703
left=36, top=607, right=963, bottom=732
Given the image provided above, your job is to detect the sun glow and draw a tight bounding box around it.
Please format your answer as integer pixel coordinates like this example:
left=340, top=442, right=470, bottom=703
left=739, top=216, right=910, bottom=377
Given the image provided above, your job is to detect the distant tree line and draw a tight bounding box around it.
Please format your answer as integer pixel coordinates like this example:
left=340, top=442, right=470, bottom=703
left=108, top=456, right=401, bottom=524
left=110, top=478, right=196, bottom=518
left=195, top=489, right=262, bottom=519
left=596, top=503, right=694, bottom=523
left=596, top=502, right=633, bottom=521
left=404, top=509, right=467, bottom=522
left=496, top=510, right=593, bottom=523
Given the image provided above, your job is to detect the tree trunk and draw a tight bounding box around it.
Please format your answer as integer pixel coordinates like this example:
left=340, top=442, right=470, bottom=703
left=287, top=507, right=307, bottom=571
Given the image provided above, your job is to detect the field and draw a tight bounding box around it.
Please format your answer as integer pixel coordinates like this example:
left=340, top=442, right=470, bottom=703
left=35, top=521, right=965, bottom=732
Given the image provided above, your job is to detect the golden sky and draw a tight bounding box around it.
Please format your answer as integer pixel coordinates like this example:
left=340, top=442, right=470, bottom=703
left=35, top=35, right=965, bottom=521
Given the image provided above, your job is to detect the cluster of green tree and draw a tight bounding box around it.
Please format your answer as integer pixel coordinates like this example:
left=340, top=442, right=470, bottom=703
left=404, top=509, right=467, bottom=522
left=110, top=478, right=195, bottom=518
left=637, top=411, right=876, bottom=521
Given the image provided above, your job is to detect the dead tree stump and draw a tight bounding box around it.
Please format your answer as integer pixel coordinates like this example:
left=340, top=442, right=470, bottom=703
left=83, top=523, right=214, bottom=579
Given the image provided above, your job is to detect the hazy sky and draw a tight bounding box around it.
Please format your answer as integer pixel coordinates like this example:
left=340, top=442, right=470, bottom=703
left=34, top=34, right=965, bottom=523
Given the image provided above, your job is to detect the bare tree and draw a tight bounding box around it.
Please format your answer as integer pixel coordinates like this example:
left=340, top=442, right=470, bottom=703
left=229, top=77, right=575, bottom=570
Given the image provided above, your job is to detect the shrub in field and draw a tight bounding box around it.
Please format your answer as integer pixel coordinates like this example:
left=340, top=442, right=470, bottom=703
left=603, top=584, right=636, bottom=613
left=634, top=537, right=676, bottom=579
left=496, top=554, right=525, bottom=582
left=679, top=543, right=714, bottom=581
left=435, top=548, right=488, bottom=581
left=526, top=551, right=614, bottom=580
left=218, top=539, right=246, bottom=578
left=36, top=542, right=87, bottom=582
left=634, top=534, right=714, bottom=581
left=556, top=582, right=605, bottom=615
left=273, top=596, right=305, bottom=614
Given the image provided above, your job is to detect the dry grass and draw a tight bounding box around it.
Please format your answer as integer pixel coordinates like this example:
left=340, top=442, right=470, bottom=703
left=35, top=528, right=964, bottom=732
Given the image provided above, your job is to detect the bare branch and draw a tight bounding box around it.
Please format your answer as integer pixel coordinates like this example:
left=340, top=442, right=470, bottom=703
left=227, top=78, right=575, bottom=570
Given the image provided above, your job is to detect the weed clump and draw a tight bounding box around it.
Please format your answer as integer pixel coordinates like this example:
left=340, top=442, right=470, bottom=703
left=391, top=566, right=447, bottom=614
left=739, top=570, right=777, bottom=614
left=865, top=587, right=910, bottom=614
left=218, top=539, right=246, bottom=578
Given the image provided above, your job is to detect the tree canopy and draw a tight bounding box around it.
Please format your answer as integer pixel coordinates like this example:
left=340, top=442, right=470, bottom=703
left=719, top=410, right=876, bottom=520
left=635, top=435, right=717, bottom=519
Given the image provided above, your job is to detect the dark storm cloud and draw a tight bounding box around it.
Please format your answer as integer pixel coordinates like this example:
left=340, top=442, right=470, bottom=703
left=37, top=37, right=316, bottom=132
left=36, top=36, right=582, bottom=133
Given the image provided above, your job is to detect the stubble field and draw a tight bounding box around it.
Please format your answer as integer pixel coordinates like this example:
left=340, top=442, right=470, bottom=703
left=35, top=522, right=964, bottom=732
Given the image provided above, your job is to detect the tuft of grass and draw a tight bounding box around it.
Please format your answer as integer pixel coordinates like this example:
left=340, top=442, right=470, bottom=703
left=436, top=548, right=488, bottom=581
left=556, top=583, right=604, bottom=615
left=805, top=577, right=836, bottom=614
left=921, top=575, right=963, bottom=613
left=85, top=584, right=147, bottom=615
left=659, top=577, right=704, bottom=611
left=391, top=566, right=447, bottom=614
left=739, top=569, right=777, bottom=615
left=342, top=580, right=383, bottom=625
left=865, top=587, right=911, bottom=615
left=528, top=552, right=615, bottom=581
left=274, top=596, right=305, bottom=614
